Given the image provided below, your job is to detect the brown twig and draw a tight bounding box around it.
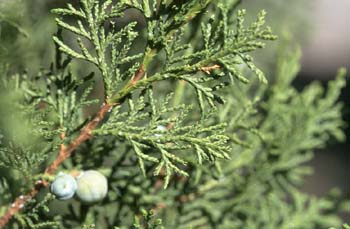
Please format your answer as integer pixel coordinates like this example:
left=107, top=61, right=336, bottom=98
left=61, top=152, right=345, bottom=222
left=0, top=103, right=113, bottom=228
left=131, top=65, right=145, bottom=86
left=199, top=64, right=221, bottom=74
left=0, top=180, right=49, bottom=228
left=0, top=64, right=146, bottom=228
left=45, top=102, right=113, bottom=175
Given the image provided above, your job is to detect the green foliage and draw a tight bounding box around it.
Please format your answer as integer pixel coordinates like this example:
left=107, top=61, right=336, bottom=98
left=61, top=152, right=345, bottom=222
left=95, top=93, right=230, bottom=188
left=52, top=1, right=141, bottom=99
left=0, top=0, right=348, bottom=228
left=0, top=0, right=56, bottom=73
left=258, top=49, right=346, bottom=188
left=330, top=221, right=350, bottom=229
left=133, top=209, right=164, bottom=229
left=13, top=194, right=59, bottom=229
left=0, top=142, right=45, bottom=174
left=0, top=178, right=11, bottom=216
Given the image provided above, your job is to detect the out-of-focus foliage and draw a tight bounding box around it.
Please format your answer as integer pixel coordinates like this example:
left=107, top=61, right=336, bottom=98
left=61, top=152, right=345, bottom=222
left=0, top=0, right=58, bottom=73
left=238, top=0, right=313, bottom=74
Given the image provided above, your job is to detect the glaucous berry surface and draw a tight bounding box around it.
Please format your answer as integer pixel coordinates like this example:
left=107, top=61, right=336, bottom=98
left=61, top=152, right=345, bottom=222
left=50, top=173, right=78, bottom=200
left=155, top=125, right=167, bottom=138
left=76, top=170, right=108, bottom=203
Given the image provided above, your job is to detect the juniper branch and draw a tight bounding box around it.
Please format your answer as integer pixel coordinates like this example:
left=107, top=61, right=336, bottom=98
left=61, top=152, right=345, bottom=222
left=0, top=66, right=149, bottom=227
